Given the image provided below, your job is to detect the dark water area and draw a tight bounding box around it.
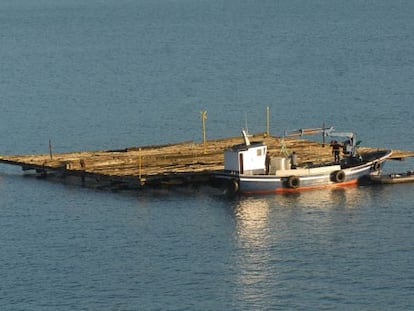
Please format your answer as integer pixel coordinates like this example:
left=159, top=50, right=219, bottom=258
left=1, top=0, right=413, bottom=310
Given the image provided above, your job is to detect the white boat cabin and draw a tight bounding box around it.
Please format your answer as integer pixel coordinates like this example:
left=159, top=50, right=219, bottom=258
left=224, top=143, right=342, bottom=177
left=224, top=142, right=267, bottom=175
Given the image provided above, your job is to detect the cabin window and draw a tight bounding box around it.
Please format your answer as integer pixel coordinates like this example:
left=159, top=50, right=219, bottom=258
left=257, top=149, right=262, bottom=156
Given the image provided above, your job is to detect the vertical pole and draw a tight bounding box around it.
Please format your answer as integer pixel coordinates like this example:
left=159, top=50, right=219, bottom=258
left=266, top=106, right=270, bottom=136
left=138, top=147, right=142, bottom=182
left=322, top=122, right=326, bottom=147
left=200, top=111, right=207, bottom=154
left=49, top=139, right=53, bottom=160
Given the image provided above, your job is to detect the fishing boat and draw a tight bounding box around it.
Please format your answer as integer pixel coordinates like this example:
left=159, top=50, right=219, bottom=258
left=368, top=171, right=414, bottom=184
left=214, top=130, right=393, bottom=195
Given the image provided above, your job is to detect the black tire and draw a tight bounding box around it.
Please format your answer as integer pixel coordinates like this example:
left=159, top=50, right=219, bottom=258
left=287, top=176, right=300, bottom=188
left=332, top=170, right=346, bottom=183
left=225, top=179, right=239, bottom=196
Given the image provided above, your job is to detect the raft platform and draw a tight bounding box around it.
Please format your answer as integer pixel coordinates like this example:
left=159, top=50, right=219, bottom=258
left=1, top=133, right=413, bottom=191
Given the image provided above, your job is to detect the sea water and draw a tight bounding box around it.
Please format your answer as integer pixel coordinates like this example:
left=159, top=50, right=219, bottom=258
left=0, top=0, right=413, bottom=310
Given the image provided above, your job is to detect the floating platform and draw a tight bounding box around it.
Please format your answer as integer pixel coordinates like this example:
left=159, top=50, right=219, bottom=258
left=1, top=133, right=413, bottom=191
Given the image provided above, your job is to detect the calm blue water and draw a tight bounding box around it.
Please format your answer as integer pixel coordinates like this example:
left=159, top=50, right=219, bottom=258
left=1, top=0, right=413, bottom=310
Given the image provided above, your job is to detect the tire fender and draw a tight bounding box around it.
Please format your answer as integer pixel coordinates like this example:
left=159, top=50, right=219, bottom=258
left=332, top=170, right=346, bottom=183
left=287, top=175, right=300, bottom=188
left=225, top=179, right=239, bottom=196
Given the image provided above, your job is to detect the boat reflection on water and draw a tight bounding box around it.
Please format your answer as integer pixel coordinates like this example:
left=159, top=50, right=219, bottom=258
left=270, top=185, right=367, bottom=209
left=231, top=186, right=371, bottom=252
left=232, top=187, right=371, bottom=243
left=233, top=197, right=271, bottom=245
left=231, top=197, right=272, bottom=301
left=229, top=186, right=377, bottom=302
left=233, top=185, right=369, bottom=214
left=231, top=187, right=366, bottom=251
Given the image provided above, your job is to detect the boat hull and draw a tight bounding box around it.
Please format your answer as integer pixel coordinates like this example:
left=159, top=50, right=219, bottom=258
left=238, top=163, right=371, bottom=194
left=215, top=150, right=392, bottom=195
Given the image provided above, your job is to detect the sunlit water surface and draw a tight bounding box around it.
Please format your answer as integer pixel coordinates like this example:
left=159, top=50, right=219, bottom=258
left=1, top=0, right=413, bottom=310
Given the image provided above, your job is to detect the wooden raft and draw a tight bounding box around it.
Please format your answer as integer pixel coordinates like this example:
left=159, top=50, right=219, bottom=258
left=1, top=133, right=413, bottom=190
